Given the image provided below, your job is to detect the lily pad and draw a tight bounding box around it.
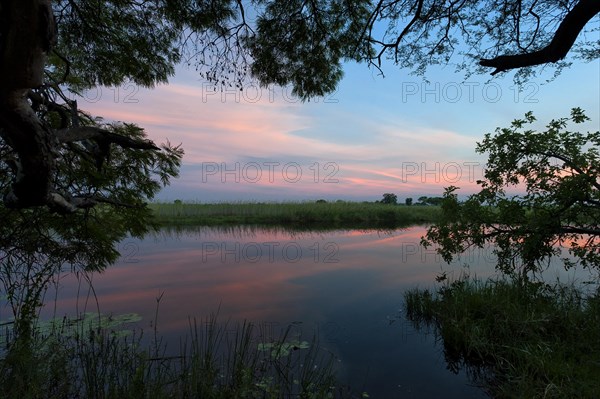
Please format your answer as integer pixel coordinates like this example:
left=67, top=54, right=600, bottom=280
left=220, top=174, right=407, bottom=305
left=36, top=312, right=142, bottom=338
left=258, top=339, right=310, bottom=359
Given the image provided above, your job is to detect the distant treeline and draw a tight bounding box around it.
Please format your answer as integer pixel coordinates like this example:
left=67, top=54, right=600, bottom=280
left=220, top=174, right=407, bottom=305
left=376, top=193, right=444, bottom=206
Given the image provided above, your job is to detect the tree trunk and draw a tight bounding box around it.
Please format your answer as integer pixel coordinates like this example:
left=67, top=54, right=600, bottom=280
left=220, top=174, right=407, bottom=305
left=0, top=0, right=56, bottom=207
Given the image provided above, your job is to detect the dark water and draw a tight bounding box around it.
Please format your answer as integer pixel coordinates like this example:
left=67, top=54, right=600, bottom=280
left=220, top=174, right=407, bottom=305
left=39, top=225, right=509, bottom=398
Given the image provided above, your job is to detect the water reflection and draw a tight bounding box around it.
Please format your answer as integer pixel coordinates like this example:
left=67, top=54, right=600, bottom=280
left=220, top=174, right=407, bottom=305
left=40, top=225, right=503, bottom=397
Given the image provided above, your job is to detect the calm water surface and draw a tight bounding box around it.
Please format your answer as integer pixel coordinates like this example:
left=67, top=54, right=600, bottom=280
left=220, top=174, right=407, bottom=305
left=42, top=225, right=511, bottom=398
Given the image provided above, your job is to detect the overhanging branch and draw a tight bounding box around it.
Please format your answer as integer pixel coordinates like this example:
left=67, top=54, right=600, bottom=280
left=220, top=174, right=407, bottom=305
left=47, top=193, right=143, bottom=214
left=560, top=226, right=600, bottom=236
left=56, top=126, right=159, bottom=150
left=480, top=0, right=600, bottom=75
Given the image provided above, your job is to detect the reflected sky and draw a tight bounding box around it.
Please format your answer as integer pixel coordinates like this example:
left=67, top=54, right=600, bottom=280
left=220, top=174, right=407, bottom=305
left=28, top=225, right=592, bottom=397
left=46, top=226, right=495, bottom=323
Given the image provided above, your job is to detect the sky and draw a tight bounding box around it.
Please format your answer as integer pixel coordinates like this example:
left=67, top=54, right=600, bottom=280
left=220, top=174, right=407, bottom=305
left=78, top=47, right=600, bottom=203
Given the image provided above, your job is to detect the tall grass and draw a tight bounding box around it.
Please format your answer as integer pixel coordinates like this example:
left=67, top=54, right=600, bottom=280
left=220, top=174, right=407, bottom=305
left=150, top=201, right=441, bottom=229
left=404, top=277, right=600, bottom=398
left=0, top=312, right=355, bottom=398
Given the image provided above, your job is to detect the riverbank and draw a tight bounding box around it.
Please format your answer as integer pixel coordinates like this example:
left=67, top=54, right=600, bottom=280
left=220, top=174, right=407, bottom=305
left=150, top=201, right=441, bottom=229
left=404, top=277, right=600, bottom=398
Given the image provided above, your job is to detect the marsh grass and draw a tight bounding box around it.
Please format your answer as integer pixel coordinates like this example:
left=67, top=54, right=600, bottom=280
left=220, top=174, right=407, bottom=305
left=150, top=201, right=440, bottom=229
left=404, top=277, right=600, bottom=398
left=0, top=312, right=352, bottom=398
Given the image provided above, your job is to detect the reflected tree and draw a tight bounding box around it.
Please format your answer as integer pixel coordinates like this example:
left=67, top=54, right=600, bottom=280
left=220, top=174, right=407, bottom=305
left=423, top=108, right=600, bottom=278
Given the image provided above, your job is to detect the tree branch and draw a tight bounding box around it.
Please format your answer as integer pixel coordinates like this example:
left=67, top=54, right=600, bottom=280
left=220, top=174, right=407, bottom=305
left=480, top=0, right=600, bottom=74
left=71, top=195, right=143, bottom=209
left=371, top=0, right=425, bottom=67
left=56, top=126, right=159, bottom=150
left=560, top=226, right=600, bottom=236
left=46, top=193, right=143, bottom=214
left=536, top=149, right=600, bottom=191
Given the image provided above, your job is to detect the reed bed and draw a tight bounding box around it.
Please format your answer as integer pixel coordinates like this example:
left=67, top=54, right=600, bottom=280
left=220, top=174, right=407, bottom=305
left=0, top=312, right=357, bottom=398
left=150, top=201, right=441, bottom=229
left=404, top=277, right=600, bottom=398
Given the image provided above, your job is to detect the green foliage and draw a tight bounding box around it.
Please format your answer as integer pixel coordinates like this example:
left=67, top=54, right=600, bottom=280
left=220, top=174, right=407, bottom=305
left=424, top=109, right=600, bottom=277
left=248, top=0, right=371, bottom=100
left=52, top=1, right=175, bottom=88
left=404, top=197, right=413, bottom=206
left=49, top=0, right=370, bottom=98
left=50, top=0, right=246, bottom=89
left=404, top=277, right=600, bottom=398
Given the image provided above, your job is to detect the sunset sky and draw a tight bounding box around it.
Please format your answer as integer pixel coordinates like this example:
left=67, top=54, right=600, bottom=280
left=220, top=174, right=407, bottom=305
left=80, top=57, right=600, bottom=202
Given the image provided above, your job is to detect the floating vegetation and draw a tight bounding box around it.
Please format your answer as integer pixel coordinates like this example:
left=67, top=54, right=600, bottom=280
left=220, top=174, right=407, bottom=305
left=36, top=312, right=143, bottom=339
left=258, top=339, right=310, bottom=359
left=1, top=312, right=142, bottom=347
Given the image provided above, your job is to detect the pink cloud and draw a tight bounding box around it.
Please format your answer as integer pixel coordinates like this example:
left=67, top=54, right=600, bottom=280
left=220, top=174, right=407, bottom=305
left=76, top=77, right=489, bottom=200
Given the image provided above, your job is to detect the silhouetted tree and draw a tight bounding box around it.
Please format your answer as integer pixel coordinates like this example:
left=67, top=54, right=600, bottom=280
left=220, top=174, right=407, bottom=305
left=381, top=193, right=398, bottom=204
left=423, top=109, right=600, bottom=277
